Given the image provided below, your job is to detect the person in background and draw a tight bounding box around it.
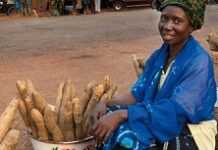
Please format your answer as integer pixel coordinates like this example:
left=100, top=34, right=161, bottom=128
left=20, top=0, right=32, bottom=15
left=27, top=0, right=31, bottom=14
left=94, top=0, right=100, bottom=13
left=82, top=0, right=91, bottom=14
left=90, top=0, right=217, bottom=149
left=50, top=0, right=63, bottom=16
left=74, top=0, right=82, bottom=15
left=21, top=0, right=28, bottom=15
left=15, top=0, right=21, bottom=13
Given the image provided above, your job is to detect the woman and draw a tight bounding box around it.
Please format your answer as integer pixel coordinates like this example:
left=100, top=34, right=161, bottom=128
left=91, top=0, right=217, bottom=149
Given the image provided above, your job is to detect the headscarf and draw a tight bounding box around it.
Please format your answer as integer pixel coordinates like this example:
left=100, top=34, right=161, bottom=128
left=153, top=0, right=207, bottom=30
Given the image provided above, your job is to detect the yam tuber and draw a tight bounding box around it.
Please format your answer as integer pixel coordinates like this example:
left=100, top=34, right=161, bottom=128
left=93, top=84, right=105, bottom=100
left=83, top=83, right=106, bottom=132
left=105, top=84, right=118, bottom=101
left=44, top=105, right=64, bottom=142
left=62, top=99, right=75, bottom=141
left=0, top=98, right=18, bottom=143
left=18, top=99, right=30, bottom=127
left=132, top=54, right=143, bottom=77
left=80, top=93, right=91, bottom=115
left=0, top=129, right=20, bottom=150
left=207, top=32, right=218, bottom=51
left=84, top=81, right=96, bottom=98
left=73, top=97, right=85, bottom=139
left=26, top=80, right=36, bottom=96
left=56, top=81, right=65, bottom=121
left=103, top=76, right=112, bottom=92
left=30, top=109, right=48, bottom=141
left=137, top=58, right=145, bottom=69
left=58, top=81, right=75, bottom=141
left=84, top=83, right=105, bottom=117
left=32, top=91, right=47, bottom=114
left=16, top=80, right=27, bottom=100
left=24, top=96, right=38, bottom=138
left=80, top=81, right=97, bottom=115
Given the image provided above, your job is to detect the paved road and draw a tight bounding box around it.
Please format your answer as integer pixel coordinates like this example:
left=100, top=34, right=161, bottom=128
left=0, top=5, right=217, bottom=57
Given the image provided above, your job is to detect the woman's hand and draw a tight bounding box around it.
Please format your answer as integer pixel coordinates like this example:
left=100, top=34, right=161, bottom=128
left=85, top=101, right=107, bottom=134
left=94, top=101, right=108, bottom=119
left=91, top=110, right=128, bottom=143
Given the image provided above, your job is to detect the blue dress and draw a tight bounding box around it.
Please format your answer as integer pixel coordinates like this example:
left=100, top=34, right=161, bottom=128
left=103, top=36, right=217, bottom=150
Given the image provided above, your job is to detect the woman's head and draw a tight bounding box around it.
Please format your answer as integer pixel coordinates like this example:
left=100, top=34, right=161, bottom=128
left=158, top=5, right=193, bottom=46
left=157, top=0, right=207, bottom=45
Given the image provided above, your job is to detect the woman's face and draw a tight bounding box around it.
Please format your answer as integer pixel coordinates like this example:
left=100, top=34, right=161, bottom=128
left=159, top=5, right=193, bottom=46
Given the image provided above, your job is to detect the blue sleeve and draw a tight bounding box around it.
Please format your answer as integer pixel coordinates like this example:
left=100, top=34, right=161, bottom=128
left=128, top=55, right=216, bottom=142
left=131, top=51, right=159, bottom=102
left=128, top=100, right=184, bottom=142
left=131, top=74, right=147, bottom=102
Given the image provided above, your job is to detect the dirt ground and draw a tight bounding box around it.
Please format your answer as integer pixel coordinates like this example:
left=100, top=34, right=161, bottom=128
left=0, top=5, right=218, bottom=150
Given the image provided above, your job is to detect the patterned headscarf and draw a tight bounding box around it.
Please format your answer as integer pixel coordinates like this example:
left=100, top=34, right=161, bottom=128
left=153, top=0, right=207, bottom=30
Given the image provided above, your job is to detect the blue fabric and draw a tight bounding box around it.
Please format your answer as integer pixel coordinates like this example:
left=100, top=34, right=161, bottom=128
left=104, top=35, right=216, bottom=149
left=104, top=106, right=155, bottom=150
left=104, top=121, right=147, bottom=150
left=129, top=35, right=216, bottom=145
left=15, top=0, right=21, bottom=10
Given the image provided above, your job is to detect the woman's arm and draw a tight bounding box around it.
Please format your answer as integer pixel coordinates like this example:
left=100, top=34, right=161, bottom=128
left=91, top=91, right=136, bottom=121
left=102, top=91, right=137, bottom=106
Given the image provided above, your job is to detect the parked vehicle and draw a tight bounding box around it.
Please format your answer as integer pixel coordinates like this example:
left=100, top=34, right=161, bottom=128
left=111, top=0, right=152, bottom=11
left=64, top=0, right=73, bottom=14
left=0, top=0, right=16, bottom=15
left=208, top=0, right=218, bottom=4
